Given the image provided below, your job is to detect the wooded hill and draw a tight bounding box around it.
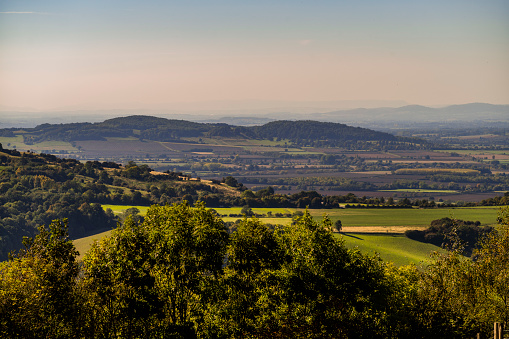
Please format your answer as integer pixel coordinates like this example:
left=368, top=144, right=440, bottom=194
left=0, top=145, right=244, bottom=260
left=2, top=115, right=411, bottom=147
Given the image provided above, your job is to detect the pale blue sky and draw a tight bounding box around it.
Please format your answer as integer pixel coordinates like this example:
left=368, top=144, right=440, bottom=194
left=1, top=0, right=508, bottom=110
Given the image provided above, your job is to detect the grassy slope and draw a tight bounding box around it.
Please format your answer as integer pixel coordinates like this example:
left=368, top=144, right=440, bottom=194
left=340, top=233, right=442, bottom=267
left=74, top=230, right=113, bottom=260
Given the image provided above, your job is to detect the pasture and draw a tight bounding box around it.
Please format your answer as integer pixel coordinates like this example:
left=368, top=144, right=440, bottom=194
left=100, top=204, right=502, bottom=230
left=305, top=206, right=501, bottom=230
left=340, top=233, right=443, bottom=267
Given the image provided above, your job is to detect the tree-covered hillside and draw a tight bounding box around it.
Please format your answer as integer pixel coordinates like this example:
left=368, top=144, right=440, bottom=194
left=0, top=144, right=243, bottom=260
left=1, top=115, right=418, bottom=147
left=252, top=120, right=398, bottom=142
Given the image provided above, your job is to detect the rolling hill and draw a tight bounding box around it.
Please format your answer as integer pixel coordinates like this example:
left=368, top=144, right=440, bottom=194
left=1, top=116, right=407, bottom=146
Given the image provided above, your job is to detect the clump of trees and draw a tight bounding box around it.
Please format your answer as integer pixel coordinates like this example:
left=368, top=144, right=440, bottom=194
left=417, top=207, right=509, bottom=336
left=1, top=203, right=508, bottom=338
left=405, top=217, right=493, bottom=256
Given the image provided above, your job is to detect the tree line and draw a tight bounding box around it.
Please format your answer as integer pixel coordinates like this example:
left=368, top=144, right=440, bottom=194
left=0, top=115, right=423, bottom=149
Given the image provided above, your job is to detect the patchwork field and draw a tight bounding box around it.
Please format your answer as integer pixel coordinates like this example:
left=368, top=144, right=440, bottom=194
left=2, top=132, right=507, bottom=204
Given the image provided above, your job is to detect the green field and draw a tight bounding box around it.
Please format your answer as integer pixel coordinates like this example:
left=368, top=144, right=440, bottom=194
left=340, top=233, right=443, bottom=267
left=0, top=135, right=77, bottom=152
left=212, top=207, right=296, bottom=215
left=101, top=205, right=501, bottom=228
left=221, top=217, right=293, bottom=225
left=308, top=207, right=501, bottom=228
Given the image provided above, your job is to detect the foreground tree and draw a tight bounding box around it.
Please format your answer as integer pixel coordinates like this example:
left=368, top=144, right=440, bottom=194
left=202, top=211, right=416, bottom=338
left=471, top=207, right=509, bottom=326
left=201, top=218, right=284, bottom=337
left=418, top=206, right=509, bottom=337
left=83, top=201, right=228, bottom=338
left=82, top=215, right=160, bottom=337
left=0, top=219, right=81, bottom=338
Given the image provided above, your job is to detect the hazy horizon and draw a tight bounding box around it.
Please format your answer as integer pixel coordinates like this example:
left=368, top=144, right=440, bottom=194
left=1, top=1, right=509, bottom=112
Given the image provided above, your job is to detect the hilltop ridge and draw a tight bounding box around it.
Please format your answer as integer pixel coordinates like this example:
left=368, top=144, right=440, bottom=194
left=3, top=116, right=404, bottom=146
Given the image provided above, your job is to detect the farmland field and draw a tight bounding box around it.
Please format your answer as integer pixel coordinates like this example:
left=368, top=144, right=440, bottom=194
left=379, top=189, right=458, bottom=193
left=340, top=233, right=443, bottom=266
left=3, top=129, right=508, bottom=204
left=74, top=229, right=113, bottom=260
left=101, top=205, right=502, bottom=228
left=308, top=206, right=501, bottom=228
left=394, top=168, right=480, bottom=175
left=221, top=217, right=293, bottom=224
left=0, top=136, right=78, bottom=152
left=212, top=207, right=295, bottom=215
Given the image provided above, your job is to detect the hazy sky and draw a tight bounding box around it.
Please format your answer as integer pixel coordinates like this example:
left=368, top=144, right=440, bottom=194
left=1, top=0, right=508, bottom=111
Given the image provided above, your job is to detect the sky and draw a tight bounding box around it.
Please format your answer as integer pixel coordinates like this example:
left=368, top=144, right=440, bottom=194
left=1, top=0, right=508, bottom=112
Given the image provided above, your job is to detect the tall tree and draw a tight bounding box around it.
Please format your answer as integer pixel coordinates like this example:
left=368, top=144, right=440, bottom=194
left=418, top=206, right=509, bottom=337
left=0, top=219, right=81, bottom=338
left=82, top=201, right=229, bottom=338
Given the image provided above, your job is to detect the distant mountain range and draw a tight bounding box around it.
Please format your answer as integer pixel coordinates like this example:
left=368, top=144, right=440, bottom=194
left=306, top=103, right=509, bottom=124
left=0, top=103, right=507, bottom=129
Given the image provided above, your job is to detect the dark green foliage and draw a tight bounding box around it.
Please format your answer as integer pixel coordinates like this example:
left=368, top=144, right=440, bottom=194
left=222, top=175, right=239, bottom=187
left=0, top=149, right=235, bottom=259
left=416, top=207, right=509, bottom=337
left=83, top=202, right=228, bottom=338
left=208, top=124, right=255, bottom=138
left=0, top=151, right=120, bottom=259
left=478, top=191, right=509, bottom=206
left=203, top=212, right=426, bottom=338
left=1, top=205, right=509, bottom=338
left=334, top=219, right=342, bottom=232
left=0, top=219, right=81, bottom=338
left=252, top=120, right=398, bottom=145
left=405, top=217, right=493, bottom=256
